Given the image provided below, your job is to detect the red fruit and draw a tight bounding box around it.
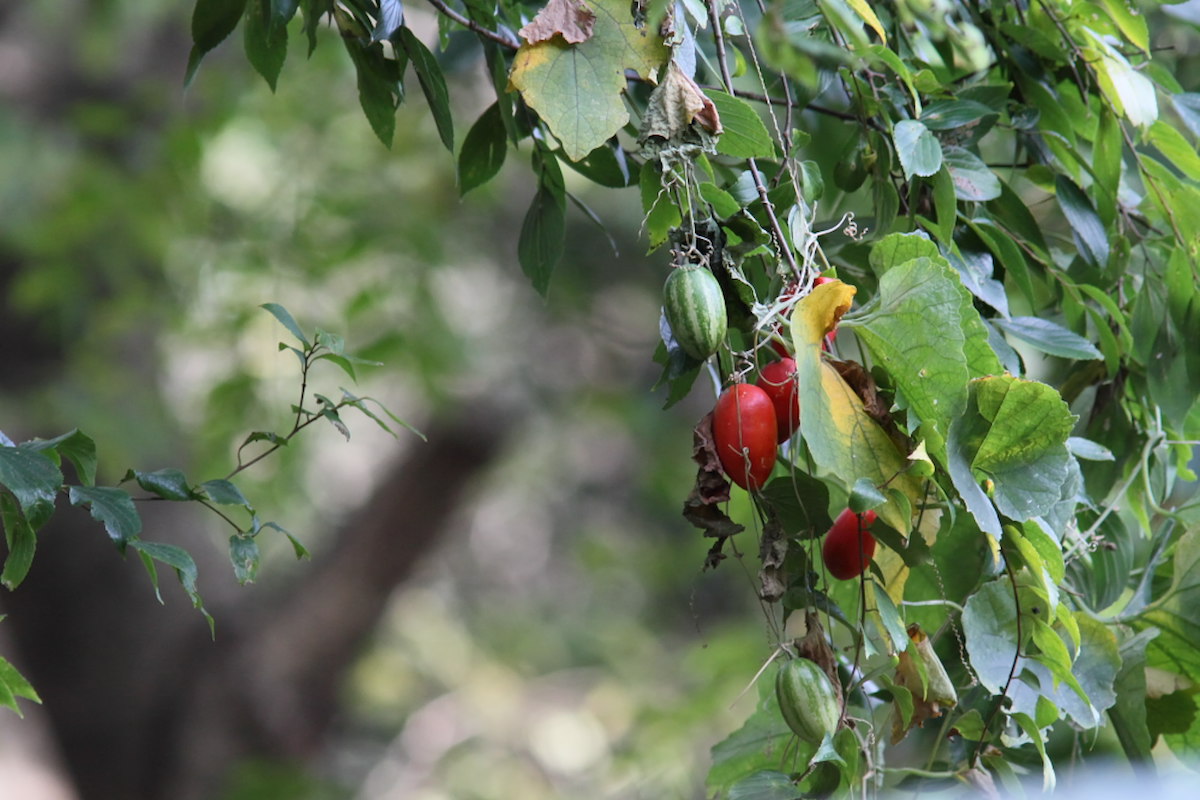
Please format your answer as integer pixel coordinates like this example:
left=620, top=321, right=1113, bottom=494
left=822, top=508, right=878, bottom=579
left=757, top=358, right=800, bottom=443
left=712, top=384, right=778, bottom=491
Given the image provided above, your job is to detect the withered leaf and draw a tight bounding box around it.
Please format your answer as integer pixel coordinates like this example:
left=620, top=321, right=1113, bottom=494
left=639, top=59, right=722, bottom=143
left=518, top=0, right=597, bottom=45
left=891, top=623, right=958, bottom=743
left=758, top=517, right=788, bottom=601
left=832, top=359, right=893, bottom=429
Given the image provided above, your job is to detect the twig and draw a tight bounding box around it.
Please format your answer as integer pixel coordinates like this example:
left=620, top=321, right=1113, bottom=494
left=422, top=0, right=520, bottom=49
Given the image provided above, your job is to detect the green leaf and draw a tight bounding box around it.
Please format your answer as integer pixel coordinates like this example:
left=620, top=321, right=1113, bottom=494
left=23, top=429, right=97, bottom=487
left=964, top=583, right=1117, bottom=727
left=892, top=120, right=942, bottom=179
left=342, top=35, right=402, bottom=147
left=129, top=540, right=212, bottom=633
left=1171, top=93, right=1200, bottom=139
left=458, top=103, right=507, bottom=195
left=341, top=390, right=425, bottom=440
left=1108, top=628, right=1158, bottom=765
left=397, top=26, right=454, bottom=151
left=1086, top=31, right=1158, bottom=129
left=200, top=479, right=251, bottom=508
left=187, top=0, right=249, bottom=84
left=1012, top=711, right=1056, bottom=792
left=229, top=534, right=261, bottom=584
left=699, top=182, right=742, bottom=220
left=994, top=316, right=1103, bottom=361
left=1099, top=0, right=1148, bottom=53
left=259, top=519, right=310, bottom=559
left=871, top=581, right=909, bottom=654
left=969, top=376, right=1075, bottom=522
left=843, top=257, right=969, bottom=459
left=508, top=0, right=668, bottom=161
left=708, top=91, right=775, bottom=159
left=866, top=232, right=939, bottom=276
left=727, top=770, right=800, bottom=800
left=300, top=0, right=331, bottom=55
left=0, top=445, right=62, bottom=524
left=132, top=468, right=194, bottom=501
left=1066, top=437, right=1113, bottom=461
left=371, top=0, right=404, bottom=42
left=920, top=99, right=996, bottom=131
left=0, top=494, right=36, bottom=590
left=0, top=656, right=40, bottom=717
left=1140, top=529, right=1200, bottom=683
left=1055, top=175, right=1109, bottom=268
left=68, top=486, right=141, bottom=549
left=1148, top=120, right=1200, bottom=182
left=943, top=146, right=999, bottom=201
left=261, top=302, right=309, bottom=346
left=640, top=159, right=683, bottom=252
left=519, top=161, right=567, bottom=297
left=932, top=165, right=956, bottom=242
left=706, top=679, right=795, bottom=796
left=244, top=0, right=288, bottom=91
left=946, top=409, right=1001, bottom=537
left=1094, top=110, right=1122, bottom=229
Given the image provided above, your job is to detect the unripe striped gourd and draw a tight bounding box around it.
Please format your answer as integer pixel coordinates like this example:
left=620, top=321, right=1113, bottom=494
left=663, top=264, right=726, bottom=361
left=775, top=657, right=841, bottom=744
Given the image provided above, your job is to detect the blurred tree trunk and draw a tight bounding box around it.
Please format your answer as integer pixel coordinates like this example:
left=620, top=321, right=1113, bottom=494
left=0, top=6, right=513, bottom=798
left=2, top=411, right=507, bottom=800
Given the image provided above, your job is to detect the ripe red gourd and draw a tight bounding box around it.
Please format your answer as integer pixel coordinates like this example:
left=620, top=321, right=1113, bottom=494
left=822, top=508, right=877, bottom=579
left=712, top=384, right=777, bottom=491
left=756, top=358, right=800, bottom=443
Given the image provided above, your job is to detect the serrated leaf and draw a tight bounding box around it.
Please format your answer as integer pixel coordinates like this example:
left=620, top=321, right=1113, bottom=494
left=68, top=486, right=141, bottom=549
left=943, top=146, right=999, bottom=201
left=229, top=534, right=261, bottom=584
left=509, top=0, right=668, bottom=161
left=200, top=479, right=251, bottom=508
left=261, top=302, right=308, bottom=346
left=893, top=120, right=942, bottom=179
left=0, top=494, right=36, bottom=590
left=994, top=316, right=1103, bottom=360
left=708, top=90, right=775, bottom=159
left=459, top=102, right=508, bottom=195
left=398, top=26, right=454, bottom=151
left=133, top=468, right=194, bottom=501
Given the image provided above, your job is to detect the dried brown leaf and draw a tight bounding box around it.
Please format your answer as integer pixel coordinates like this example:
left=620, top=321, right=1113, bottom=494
left=518, top=0, right=597, bottom=45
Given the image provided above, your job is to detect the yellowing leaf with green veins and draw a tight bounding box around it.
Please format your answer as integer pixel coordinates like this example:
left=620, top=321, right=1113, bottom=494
left=790, top=280, right=921, bottom=535
left=509, top=0, right=668, bottom=161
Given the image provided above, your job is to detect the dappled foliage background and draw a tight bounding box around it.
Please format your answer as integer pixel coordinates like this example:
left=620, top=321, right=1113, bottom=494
left=0, top=3, right=772, bottom=798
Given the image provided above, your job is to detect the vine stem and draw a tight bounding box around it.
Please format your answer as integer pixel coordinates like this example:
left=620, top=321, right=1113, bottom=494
left=706, top=0, right=799, bottom=277
left=972, top=558, right=1024, bottom=767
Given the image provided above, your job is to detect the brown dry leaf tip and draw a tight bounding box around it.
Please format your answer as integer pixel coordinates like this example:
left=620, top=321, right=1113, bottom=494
left=758, top=518, right=788, bottom=601
left=796, top=612, right=842, bottom=701
left=639, top=59, right=722, bottom=141
left=891, top=623, right=959, bottom=744
left=832, top=359, right=893, bottom=427
left=518, top=0, right=597, bottom=45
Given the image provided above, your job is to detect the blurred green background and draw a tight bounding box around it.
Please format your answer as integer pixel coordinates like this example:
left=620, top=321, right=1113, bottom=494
left=0, top=3, right=770, bottom=798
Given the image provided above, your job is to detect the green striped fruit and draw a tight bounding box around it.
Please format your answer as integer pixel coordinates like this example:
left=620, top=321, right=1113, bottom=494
left=663, top=264, right=727, bottom=361
left=775, top=657, right=840, bottom=744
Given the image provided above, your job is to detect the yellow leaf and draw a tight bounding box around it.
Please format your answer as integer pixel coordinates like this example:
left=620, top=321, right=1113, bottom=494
left=846, top=0, right=887, bottom=45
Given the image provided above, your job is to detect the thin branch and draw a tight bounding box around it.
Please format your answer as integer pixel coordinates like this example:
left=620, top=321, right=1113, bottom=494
left=423, top=0, right=520, bottom=49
